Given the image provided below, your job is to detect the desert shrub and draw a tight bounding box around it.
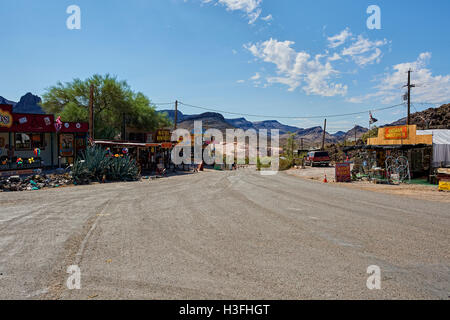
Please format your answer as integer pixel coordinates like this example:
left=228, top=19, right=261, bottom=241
left=279, top=157, right=293, bottom=171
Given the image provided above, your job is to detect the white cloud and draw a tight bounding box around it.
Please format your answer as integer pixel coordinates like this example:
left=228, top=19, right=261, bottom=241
left=327, top=53, right=342, bottom=62
left=236, top=79, right=245, bottom=83
left=250, top=72, right=261, bottom=80
left=341, top=35, right=388, bottom=67
left=327, top=28, right=352, bottom=48
left=245, top=38, right=347, bottom=96
left=202, top=0, right=266, bottom=24
left=261, top=14, right=273, bottom=21
left=349, top=52, right=450, bottom=104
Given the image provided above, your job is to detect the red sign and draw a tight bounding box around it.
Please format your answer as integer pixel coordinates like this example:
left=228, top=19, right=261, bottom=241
left=59, top=122, right=89, bottom=133
left=0, top=104, right=88, bottom=134
left=11, top=113, right=54, bottom=133
left=335, top=163, right=351, bottom=183
left=0, top=105, right=55, bottom=133
left=161, top=142, right=173, bottom=149
left=384, top=126, right=408, bottom=140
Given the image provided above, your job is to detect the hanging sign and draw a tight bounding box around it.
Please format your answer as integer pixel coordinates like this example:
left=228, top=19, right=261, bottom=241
left=384, top=126, right=408, bottom=140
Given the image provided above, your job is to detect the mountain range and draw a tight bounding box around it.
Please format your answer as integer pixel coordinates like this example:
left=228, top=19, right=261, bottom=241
left=0, top=93, right=371, bottom=145
left=158, top=109, right=368, bottom=146
left=0, top=93, right=44, bottom=114
left=6, top=92, right=445, bottom=147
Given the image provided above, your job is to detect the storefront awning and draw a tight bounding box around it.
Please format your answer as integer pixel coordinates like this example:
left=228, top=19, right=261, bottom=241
left=94, top=140, right=174, bottom=149
left=94, top=140, right=148, bottom=148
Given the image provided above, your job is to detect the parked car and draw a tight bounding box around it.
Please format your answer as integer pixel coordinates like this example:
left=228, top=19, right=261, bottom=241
left=305, top=151, right=331, bottom=167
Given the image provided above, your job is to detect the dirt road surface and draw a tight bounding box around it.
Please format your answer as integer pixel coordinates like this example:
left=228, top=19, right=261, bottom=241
left=0, top=168, right=449, bottom=299
left=287, top=166, right=450, bottom=203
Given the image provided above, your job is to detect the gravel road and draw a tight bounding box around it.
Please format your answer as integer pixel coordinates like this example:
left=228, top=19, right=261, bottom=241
left=0, top=168, right=449, bottom=299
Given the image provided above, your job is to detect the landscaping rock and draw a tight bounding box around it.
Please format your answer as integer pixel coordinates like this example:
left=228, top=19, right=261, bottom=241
left=0, top=173, right=73, bottom=192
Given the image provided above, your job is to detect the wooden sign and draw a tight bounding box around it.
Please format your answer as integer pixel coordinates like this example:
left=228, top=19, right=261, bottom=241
left=335, top=162, right=351, bottom=182
left=384, top=126, right=408, bottom=140
left=155, top=129, right=171, bottom=143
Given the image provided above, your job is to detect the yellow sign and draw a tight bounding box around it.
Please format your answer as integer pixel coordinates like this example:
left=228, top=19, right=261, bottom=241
left=156, top=129, right=171, bottom=142
left=384, top=126, right=408, bottom=140
left=0, top=109, right=13, bottom=128
left=439, top=181, right=450, bottom=191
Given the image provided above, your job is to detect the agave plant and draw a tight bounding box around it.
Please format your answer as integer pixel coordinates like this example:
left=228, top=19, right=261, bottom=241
left=72, top=146, right=140, bottom=184
left=107, top=155, right=140, bottom=181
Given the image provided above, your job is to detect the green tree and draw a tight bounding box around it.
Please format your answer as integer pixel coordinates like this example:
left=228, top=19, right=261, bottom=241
left=41, top=74, right=171, bottom=139
left=286, top=133, right=297, bottom=157
left=361, top=126, right=379, bottom=143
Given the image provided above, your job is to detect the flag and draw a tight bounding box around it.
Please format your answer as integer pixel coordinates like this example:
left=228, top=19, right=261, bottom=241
left=369, top=111, right=378, bottom=125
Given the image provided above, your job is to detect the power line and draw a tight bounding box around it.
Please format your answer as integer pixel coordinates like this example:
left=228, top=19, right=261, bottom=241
left=152, top=102, right=174, bottom=106
left=178, top=101, right=406, bottom=120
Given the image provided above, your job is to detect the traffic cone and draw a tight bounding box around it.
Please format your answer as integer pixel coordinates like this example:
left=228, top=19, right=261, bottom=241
left=323, top=174, right=328, bottom=183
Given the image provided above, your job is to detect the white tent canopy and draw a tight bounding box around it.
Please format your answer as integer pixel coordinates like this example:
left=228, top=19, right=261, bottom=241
left=417, top=130, right=450, bottom=167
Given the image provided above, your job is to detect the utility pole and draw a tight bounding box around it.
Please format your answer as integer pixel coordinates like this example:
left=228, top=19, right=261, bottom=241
left=321, top=119, right=327, bottom=151
left=174, top=100, right=178, bottom=130
left=89, top=84, right=94, bottom=140
left=291, top=134, right=295, bottom=167
left=404, top=69, right=415, bottom=125
left=354, top=125, right=357, bottom=145
left=300, top=137, right=305, bottom=168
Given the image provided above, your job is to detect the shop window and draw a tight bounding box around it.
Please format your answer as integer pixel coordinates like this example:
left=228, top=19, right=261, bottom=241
left=31, top=133, right=46, bottom=149
left=15, top=133, right=31, bottom=150
left=15, top=133, right=45, bottom=150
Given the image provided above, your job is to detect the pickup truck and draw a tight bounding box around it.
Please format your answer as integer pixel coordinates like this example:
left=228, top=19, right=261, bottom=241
left=305, top=151, right=331, bottom=167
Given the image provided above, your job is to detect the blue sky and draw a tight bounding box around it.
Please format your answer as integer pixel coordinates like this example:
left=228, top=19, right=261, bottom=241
left=1, top=0, right=449, bottom=132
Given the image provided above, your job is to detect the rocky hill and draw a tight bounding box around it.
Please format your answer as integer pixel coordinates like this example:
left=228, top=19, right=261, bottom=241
left=0, top=96, right=17, bottom=107
left=173, top=112, right=236, bottom=131
left=386, top=103, right=449, bottom=129
left=0, top=92, right=44, bottom=114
